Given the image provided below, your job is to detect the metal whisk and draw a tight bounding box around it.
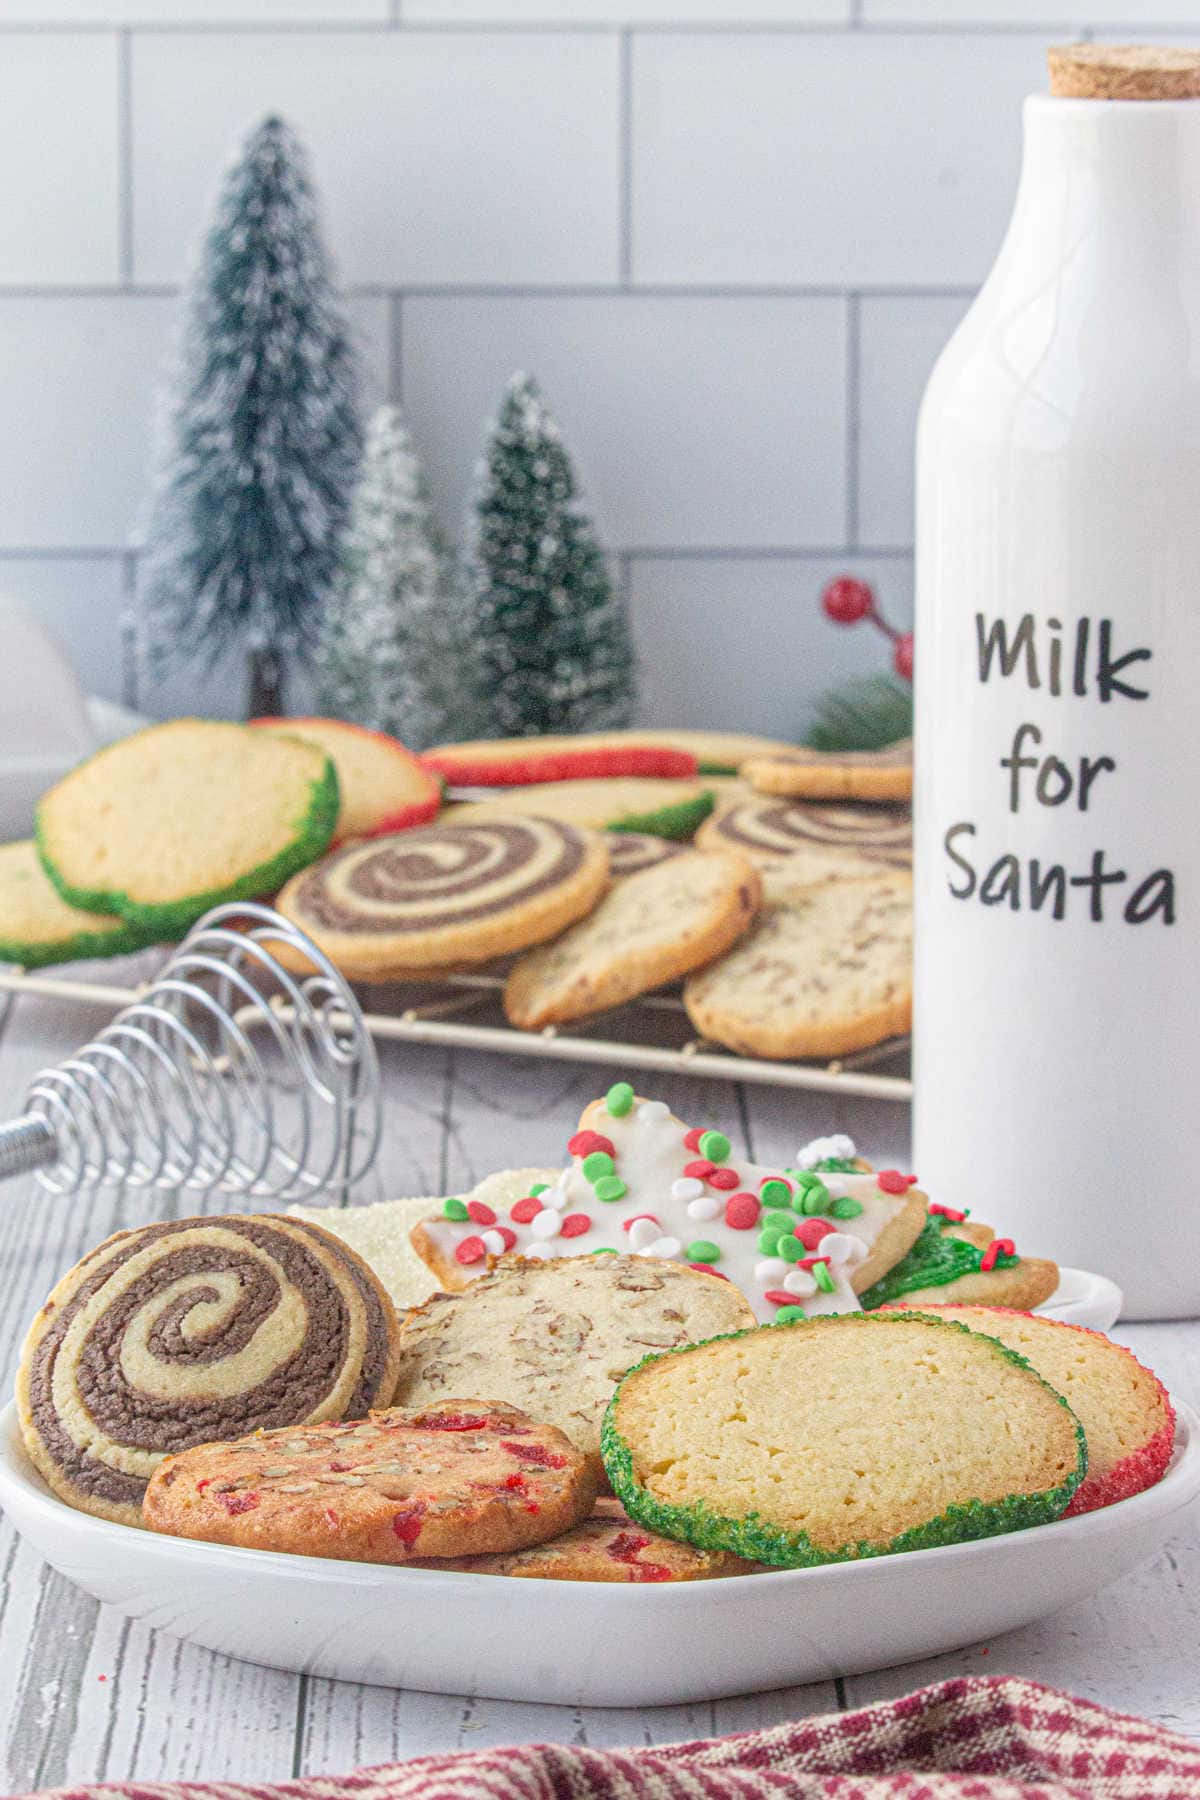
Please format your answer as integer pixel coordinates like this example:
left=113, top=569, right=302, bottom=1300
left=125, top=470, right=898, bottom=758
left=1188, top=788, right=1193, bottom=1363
left=0, top=903, right=381, bottom=1200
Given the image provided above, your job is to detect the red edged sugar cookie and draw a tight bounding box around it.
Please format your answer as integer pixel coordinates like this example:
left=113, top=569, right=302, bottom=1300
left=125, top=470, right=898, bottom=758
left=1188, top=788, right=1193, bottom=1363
left=881, top=1306, right=1175, bottom=1516
left=409, top=1088, right=927, bottom=1323
left=423, top=735, right=697, bottom=786
left=251, top=717, right=440, bottom=843
left=416, top=1507, right=755, bottom=1581
left=143, top=1401, right=597, bottom=1562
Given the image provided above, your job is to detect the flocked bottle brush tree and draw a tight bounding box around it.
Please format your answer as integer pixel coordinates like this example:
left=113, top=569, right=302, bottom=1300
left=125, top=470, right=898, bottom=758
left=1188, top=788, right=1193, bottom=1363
left=138, top=115, right=361, bottom=718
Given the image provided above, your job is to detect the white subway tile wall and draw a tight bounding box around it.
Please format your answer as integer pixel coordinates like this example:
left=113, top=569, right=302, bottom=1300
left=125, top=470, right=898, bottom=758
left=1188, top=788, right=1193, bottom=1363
left=0, top=8, right=1191, bottom=729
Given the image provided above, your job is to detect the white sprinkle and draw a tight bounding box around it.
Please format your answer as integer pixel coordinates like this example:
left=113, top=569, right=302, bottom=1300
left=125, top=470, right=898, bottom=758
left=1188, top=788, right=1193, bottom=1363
left=638, top=1100, right=670, bottom=1121
left=627, top=1217, right=660, bottom=1251
left=671, top=1177, right=705, bottom=1202
left=755, top=1257, right=788, bottom=1285
left=646, top=1235, right=682, bottom=1260
left=686, top=1194, right=722, bottom=1221
left=820, top=1232, right=867, bottom=1267
left=529, top=1209, right=562, bottom=1241
left=795, top=1133, right=857, bottom=1170
left=542, top=1180, right=570, bottom=1211
left=481, top=1229, right=506, bottom=1255
left=784, top=1268, right=818, bottom=1297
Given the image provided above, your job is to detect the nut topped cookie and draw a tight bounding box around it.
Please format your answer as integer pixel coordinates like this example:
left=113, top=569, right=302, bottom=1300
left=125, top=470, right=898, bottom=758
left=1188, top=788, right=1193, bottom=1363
left=143, top=1400, right=597, bottom=1563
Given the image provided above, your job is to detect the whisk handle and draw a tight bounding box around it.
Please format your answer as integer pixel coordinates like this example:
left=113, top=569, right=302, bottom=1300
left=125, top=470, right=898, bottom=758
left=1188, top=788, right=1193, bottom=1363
left=0, top=1114, right=58, bottom=1182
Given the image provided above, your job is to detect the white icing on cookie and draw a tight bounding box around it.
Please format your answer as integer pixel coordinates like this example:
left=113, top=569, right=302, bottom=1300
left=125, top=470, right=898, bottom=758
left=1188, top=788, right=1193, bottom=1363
left=795, top=1133, right=858, bottom=1170
left=418, top=1095, right=913, bottom=1322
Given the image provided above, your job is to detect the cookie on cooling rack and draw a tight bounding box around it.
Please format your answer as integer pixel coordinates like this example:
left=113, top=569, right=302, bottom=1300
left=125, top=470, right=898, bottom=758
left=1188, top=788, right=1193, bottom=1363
left=683, top=868, right=913, bottom=1060
left=741, top=739, right=913, bottom=803
left=0, top=839, right=152, bottom=967
left=143, top=1401, right=596, bottom=1563
left=392, top=1254, right=756, bottom=1479
left=504, top=847, right=760, bottom=1030
left=878, top=1305, right=1174, bottom=1517
left=442, top=778, right=715, bottom=840
left=35, top=720, right=339, bottom=939
left=251, top=717, right=440, bottom=843
left=604, top=832, right=687, bottom=879
left=697, top=796, right=911, bottom=875
left=275, top=814, right=610, bottom=977
left=17, top=1214, right=402, bottom=1528
left=602, top=1312, right=1086, bottom=1567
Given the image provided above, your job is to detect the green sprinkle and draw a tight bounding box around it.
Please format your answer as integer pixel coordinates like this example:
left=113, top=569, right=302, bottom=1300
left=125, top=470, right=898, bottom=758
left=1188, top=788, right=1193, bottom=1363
left=816, top=1157, right=859, bottom=1173
left=795, top=1174, right=831, bottom=1216
left=698, top=1130, right=731, bottom=1164
left=686, top=1239, right=721, bottom=1264
left=760, top=1178, right=792, bottom=1207
left=594, top=1175, right=628, bottom=1202
left=529, top=1183, right=548, bottom=1197
left=606, top=1081, right=635, bottom=1116
left=763, top=1209, right=795, bottom=1234
left=442, top=1197, right=468, bottom=1221
left=778, top=1234, right=805, bottom=1263
left=773, top=1305, right=807, bottom=1324
left=590, top=1246, right=618, bottom=1255
left=831, top=1196, right=864, bottom=1220
left=582, top=1150, right=615, bottom=1181
left=757, top=1228, right=783, bottom=1256
left=812, top=1259, right=836, bottom=1293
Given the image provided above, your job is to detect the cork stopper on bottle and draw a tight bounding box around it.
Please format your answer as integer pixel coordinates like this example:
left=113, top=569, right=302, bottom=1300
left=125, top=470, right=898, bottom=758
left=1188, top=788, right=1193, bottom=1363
left=1048, top=44, right=1200, bottom=101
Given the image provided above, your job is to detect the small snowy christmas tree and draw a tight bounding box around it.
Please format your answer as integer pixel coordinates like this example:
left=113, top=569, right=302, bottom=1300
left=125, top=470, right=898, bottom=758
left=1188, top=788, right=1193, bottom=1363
left=139, top=115, right=361, bottom=716
left=468, top=373, right=636, bottom=737
left=316, top=404, right=474, bottom=748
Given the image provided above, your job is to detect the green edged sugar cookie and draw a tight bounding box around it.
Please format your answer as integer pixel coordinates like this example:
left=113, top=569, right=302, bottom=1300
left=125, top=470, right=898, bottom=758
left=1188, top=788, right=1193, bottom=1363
left=36, top=720, right=338, bottom=938
left=0, top=840, right=151, bottom=967
left=602, top=1312, right=1086, bottom=1567
left=444, top=778, right=715, bottom=841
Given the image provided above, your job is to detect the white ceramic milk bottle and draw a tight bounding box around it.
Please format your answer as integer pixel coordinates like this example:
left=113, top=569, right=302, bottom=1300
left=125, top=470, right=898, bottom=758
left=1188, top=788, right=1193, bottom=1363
left=914, top=47, right=1200, bottom=1318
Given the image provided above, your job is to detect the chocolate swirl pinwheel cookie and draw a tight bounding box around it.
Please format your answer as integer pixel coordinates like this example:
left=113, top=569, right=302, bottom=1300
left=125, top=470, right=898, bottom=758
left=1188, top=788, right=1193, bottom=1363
left=275, top=815, right=610, bottom=977
left=17, top=1215, right=402, bottom=1527
left=698, top=798, right=911, bottom=874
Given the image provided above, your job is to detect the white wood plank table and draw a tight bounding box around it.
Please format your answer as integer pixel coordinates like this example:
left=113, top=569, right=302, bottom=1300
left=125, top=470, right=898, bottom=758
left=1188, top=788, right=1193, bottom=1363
left=0, top=970, right=1197, bottom=1793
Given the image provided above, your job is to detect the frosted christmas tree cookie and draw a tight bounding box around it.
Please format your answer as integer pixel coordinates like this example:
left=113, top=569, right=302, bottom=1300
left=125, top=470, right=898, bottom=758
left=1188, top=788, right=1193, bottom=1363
left=601, top=1311, right=1086, bottom=1567
left=409, top=1088, right=927, bottom=1323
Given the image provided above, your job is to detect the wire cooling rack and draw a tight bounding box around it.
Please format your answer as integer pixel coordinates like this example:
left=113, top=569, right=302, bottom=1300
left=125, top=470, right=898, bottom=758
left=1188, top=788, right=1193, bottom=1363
left=0, top=958, right=911, bottom=1103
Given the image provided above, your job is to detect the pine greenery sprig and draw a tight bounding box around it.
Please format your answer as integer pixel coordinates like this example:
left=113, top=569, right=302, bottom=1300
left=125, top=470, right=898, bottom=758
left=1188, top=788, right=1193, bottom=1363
left=317, top=405, right=477, bottom=749
left=139, top=114, right=361, bottom=692
left=468, top=372, right=637, bottom=737
left=803, top=676, right=914, bottom=752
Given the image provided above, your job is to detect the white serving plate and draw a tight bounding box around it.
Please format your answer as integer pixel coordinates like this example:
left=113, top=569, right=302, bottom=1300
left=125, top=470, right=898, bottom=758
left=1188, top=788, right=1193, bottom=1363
left=1, top=1397, right=1195, bottom=1707
left=1037, top=1266, right=1124, bottom=1331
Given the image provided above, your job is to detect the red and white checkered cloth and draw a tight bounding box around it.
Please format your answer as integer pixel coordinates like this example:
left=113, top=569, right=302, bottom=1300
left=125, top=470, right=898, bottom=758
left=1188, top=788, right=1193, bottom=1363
left=18, top=1678, right=1200, bottom=1800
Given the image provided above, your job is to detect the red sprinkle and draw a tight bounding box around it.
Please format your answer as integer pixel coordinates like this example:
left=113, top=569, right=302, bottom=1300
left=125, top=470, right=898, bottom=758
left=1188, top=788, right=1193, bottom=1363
left=689, top=1263, right=730, bottom=1280
left=607, top=1530, right=652, bottom=1562
left=467, top=1199, right=497, bottom=1226
left=759, top=1174, right=794, bottom=1196
left=391, top=1504, right=426, bottom=1547
left=455, top=1235, right=487, bottom=1266
left=795, top=1217, right=834, bottom=1250
left=929, top=1202, right=967, bottom=1222
left=219, top=1491, right=260, bottom=1515
left=623, top=1213, right=660, bottom=1232
left=798, top=1254, right=833, bottom=1271
left=725, top=1191, right=761, bottom=1230
left=683, top=1159, right=717, bottom=1181
left=683, top=1127, right=706, bottom=1152
left=413, top=1412, right=491, bottom=1431
left=568, top=1130, right=615, bottom=1159
left=979, top=1237, right=1015, bottom=1273
left=495, top=1226, right=518, bottom=1251
left=877, top=1169, right=918, bottom=1194
left=560, top=1213, right=591, bottom=1238
left=763, top=1289, right=797, bottom=1307
left=500, top=1439, right=567, bottom=1468
left=511, top=1196, right=543, bottom=1223
left=708, top=1168, right=740, bottom=1191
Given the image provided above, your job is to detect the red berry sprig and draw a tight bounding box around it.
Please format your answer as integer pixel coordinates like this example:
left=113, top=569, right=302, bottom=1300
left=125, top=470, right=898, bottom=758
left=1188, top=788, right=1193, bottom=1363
left=820, top=577, right=913, bottom=683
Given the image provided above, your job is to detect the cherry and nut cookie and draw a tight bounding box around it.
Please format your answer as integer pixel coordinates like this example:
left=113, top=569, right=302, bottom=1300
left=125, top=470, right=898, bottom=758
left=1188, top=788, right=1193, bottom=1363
left=418, top=1501, right=757, bottom=1583
left=142, top=1401, right=597, bottom=1564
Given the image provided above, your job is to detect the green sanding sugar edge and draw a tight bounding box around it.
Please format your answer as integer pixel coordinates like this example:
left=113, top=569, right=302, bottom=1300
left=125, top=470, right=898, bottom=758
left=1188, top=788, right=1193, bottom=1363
left=600, top=1312, right=1087, bottom=1569
left=606, top=791, right=716, bottom=841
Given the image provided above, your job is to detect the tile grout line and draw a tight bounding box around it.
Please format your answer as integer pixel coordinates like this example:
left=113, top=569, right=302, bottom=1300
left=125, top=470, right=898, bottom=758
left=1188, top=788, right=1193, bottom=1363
left=116, top=28, right=134, bottom=286
left=0, top=543, right=917, bottom=562
left=0, top=283, right=978, bottom=302
left=619, top=29, right=633, bottom=289
left=0, top=19, right=1186, bottom=35
left=845, top=291, right=861, bottom=552
left=120, top=548, right=140, bottom=713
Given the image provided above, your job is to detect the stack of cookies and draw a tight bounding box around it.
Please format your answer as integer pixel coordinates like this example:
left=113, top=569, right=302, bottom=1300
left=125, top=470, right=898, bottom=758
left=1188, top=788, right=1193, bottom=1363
left=16, top=1098, right=1173, bottom=1580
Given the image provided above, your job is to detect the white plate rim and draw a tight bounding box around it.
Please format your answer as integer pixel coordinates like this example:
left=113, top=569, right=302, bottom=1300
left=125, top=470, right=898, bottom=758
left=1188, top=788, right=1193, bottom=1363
left=1, top=1395, right=1196, bottom=1605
